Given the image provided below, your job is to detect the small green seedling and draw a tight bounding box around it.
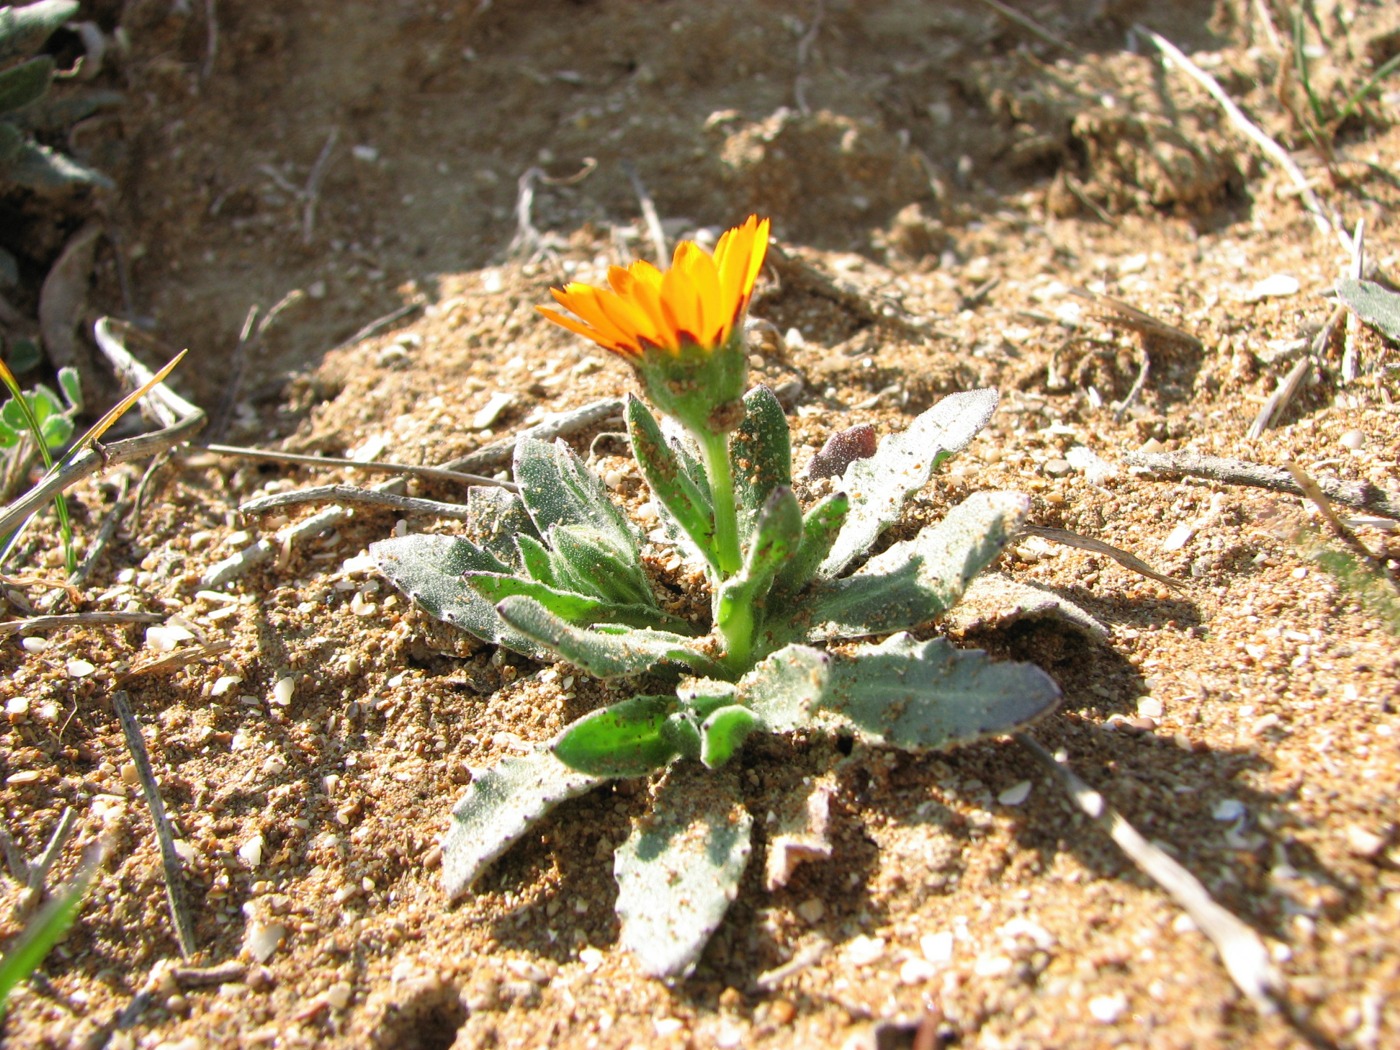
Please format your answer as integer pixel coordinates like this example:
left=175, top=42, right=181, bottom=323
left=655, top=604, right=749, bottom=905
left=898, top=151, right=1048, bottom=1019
left=375, top=218, right=1060, bottom=977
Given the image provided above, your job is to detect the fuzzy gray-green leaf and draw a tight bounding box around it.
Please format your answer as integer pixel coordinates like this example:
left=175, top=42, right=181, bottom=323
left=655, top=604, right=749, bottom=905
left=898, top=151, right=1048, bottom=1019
left=0, top=1, right=80, bottom=66
left=442, top=749, right=609, bottom=899
left=515, top=437, right=640, bottom=552
left=497, top=596, right=721, bottom=678
left=0, top=56, right=53, bottom=114
left=468, top=485, right=538, bottom=567
left=548, top=524, right=656, bottom=608
left=614, top=763, right=752, bottom=978
left=820, top=388, right=999, bottom=578
left=1336, top=278, right=1400, bottom=343
left=738, top=644, right=829, bottom=733
left=804, top=491, right=1028, bottom=640
left=699, top=705, right=760, bottom=768
left=467, top=572, right=687, bottom=632
left=371, top=534, right=547, bottom=658
left=627, top=394, right=717, bottom=572
left=769, top=490, right=850, bottom=601
left=816, top=632, right=1060, bottom=750
left=730, top=385, right=791, bottom=545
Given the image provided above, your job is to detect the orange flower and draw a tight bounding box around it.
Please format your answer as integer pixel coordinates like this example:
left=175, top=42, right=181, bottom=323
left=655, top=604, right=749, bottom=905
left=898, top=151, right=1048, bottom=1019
left=538, top=216, right=770, bottom=359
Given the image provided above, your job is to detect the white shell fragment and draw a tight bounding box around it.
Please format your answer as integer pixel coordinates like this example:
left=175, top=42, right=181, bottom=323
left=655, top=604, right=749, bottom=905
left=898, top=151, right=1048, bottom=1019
left=998, top=780, right=1033, bottom=807
left=472, top=392, right=516, bottom=430
left=244, top=920, right=286, bottom=963
left=272, top=677, right=296, bottom=707
left=238, top=833, right=265, bottom=868
left=1240, top=274, right=1300, bottom=302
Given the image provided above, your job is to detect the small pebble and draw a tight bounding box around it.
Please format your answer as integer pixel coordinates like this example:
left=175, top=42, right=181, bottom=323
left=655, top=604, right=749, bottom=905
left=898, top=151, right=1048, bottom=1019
left=769, top=999, right=796, bottom=1025
left=19, top=636, right=48, bottom=653
left=1136, top=697, right=1164, bottom=719
left=272, top=677, right=295, bottom=707
left=1088, top=992, right=1128, bottom=1023
left=845, top=935, right=886, bottom=966
left=1042, top=458, right=1072, bottom=478
left=325, top=982, right=352, bottom=1010
left=899, top=958, right=938, bottom=985
left=239, top=834, right=265, bottom=868
left=1338, top=429, right=1365, bottom=451
left=67, top=658, right=96, bottom=678
left=921, top=932, right=954, bottom=965
left=1345, top=824, right=1387, bottom=860
left=997, top=780, right=1032, bottom=807
left=1212, top=799, right=1246, bottom=822
left=121, top=762, right=140, bottom=787
left=796, top=898, right=826, bottom=924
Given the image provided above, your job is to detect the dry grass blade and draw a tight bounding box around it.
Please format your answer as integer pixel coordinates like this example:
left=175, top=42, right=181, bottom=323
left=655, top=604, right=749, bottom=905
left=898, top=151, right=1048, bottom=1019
left=1017, top=733, right=1284, bottom=1016
left=1023, top=524, right=1182, bottom=588
left=1284, top=461, right=1397, bottom=588
left=0, top=320, right=206, bottom=539
left=1069, top=288, right=1202, bottom=349
left=111, top=689, right=198, bottom=959
left=118, top=641, right=234, bottom=685
left=1136, top=25, right=1353, bottom=255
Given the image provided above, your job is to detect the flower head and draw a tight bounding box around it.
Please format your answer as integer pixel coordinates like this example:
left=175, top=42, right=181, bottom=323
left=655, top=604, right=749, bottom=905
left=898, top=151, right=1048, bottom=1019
left=538, top=216, right=770, bottom=360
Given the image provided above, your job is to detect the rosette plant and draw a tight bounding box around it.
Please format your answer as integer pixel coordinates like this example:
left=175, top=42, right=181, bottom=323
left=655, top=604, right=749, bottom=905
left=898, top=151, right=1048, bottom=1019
left=373, top=216, right=1061, bottom=977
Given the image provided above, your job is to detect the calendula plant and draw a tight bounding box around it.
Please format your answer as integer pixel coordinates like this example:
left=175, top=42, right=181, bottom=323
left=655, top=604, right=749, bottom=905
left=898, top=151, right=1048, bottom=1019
left=374, top=216, right=1060, bottom=977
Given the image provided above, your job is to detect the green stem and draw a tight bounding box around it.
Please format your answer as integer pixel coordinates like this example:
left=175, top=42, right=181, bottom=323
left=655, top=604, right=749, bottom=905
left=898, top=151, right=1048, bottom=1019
left=699, top=431, right=742, bottom=579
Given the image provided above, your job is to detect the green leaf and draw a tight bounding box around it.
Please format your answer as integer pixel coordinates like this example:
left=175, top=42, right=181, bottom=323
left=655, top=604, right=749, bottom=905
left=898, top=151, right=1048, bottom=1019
left=769, top=491, right=850, bottom=602
left=730, top=385, right=792, bottom=547
left=514, top=532, right=558, bottom=587
left=1336, top=278, right=1400, bottom=343
left=514, top=437, right=640, bottom=558
left=1, top=396, right=27, bottom=431
left=468, top=485, right=538, bottom=567
left=554, top=695, right=688, bottom=777
left=28, top=383, right=60, bottom=422
left=815, top=632, right=1060, bottom=750
left=371, top=534, right=549, bottom=659
left=736, top=644, right=829, bottom=733
left=441, top=748, right=609, bottom=900
left=613, top=762, right=753, bottom=978
left=677, top=677, right=738, bottom=719
left=0, top=2, right=81, bottom=67
left=715, top=486, right=802, bottom=639
left=804, top=490, right=1029, bottom=641
left=38, top=412, right=71, bottom=449
left=56, top=366, right=81, bottom=410
left=820, top=388, right=999, bottom=578
left=548, top=524, right=656, bottom=608
left=699, top=705, right=759, bottom=768
left=468, top=572, right=690, bottom=632
left=0, top=56, right=53, bottom=115
left=0, top=856, right=94, bottom=1021
left=496, top=595, right=723, bottom=678
left=0, top=419, right=18, bottom=447
left=626, top=394, right=718, bottom=573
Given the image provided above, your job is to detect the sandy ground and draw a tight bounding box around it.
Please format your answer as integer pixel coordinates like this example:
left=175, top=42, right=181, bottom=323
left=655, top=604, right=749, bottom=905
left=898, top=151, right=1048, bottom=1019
left=1, top=2, right=1398, bottom=1047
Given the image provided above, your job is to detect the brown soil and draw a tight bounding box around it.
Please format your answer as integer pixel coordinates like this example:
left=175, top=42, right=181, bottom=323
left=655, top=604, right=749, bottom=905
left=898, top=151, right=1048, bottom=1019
left=3, top=2, right=1399, bottom=1047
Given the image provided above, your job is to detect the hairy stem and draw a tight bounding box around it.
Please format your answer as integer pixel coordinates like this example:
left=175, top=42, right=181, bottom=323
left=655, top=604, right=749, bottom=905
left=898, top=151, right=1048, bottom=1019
left=700, top=431, right=742, bottom=578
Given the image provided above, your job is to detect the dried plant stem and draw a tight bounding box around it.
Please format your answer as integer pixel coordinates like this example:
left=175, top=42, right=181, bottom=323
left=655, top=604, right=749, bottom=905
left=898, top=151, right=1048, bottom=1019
left=622, top=161, right=667, bottom=262
left=112, top=689, right=198, bottom=959
left=1017, top=733, right=1282, bottom=1015
left=204, top=444, right=513, bottom=490
left=1137, top=26, right=1353, bottom=254
left=1124, top=449, right=1400, bottom=520
left=0, top=611, right=164, bottom=637
left=1285, top=462, right=1398, bottom=589
left=239, top=484, right=477, bottom=520
left=976, top=0, right=1075, bottom=53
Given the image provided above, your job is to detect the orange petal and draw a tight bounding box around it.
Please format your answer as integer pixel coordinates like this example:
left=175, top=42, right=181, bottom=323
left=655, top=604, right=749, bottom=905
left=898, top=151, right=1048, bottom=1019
left=537, top=306, right=636, bottom=357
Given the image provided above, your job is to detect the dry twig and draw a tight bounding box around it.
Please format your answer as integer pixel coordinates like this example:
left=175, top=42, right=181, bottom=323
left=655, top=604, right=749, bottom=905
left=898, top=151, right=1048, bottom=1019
left=621, top=161, right=667, bottom=262
left=0, top=611, right=164, bottom=637
left=1125, top=449, right=1400, bottom=520
left=1017, top=733, right=1283, bottom=1015
left=112, top=689, right=198, bottom=958
left=1024, top=524, right=1182, bottom=588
